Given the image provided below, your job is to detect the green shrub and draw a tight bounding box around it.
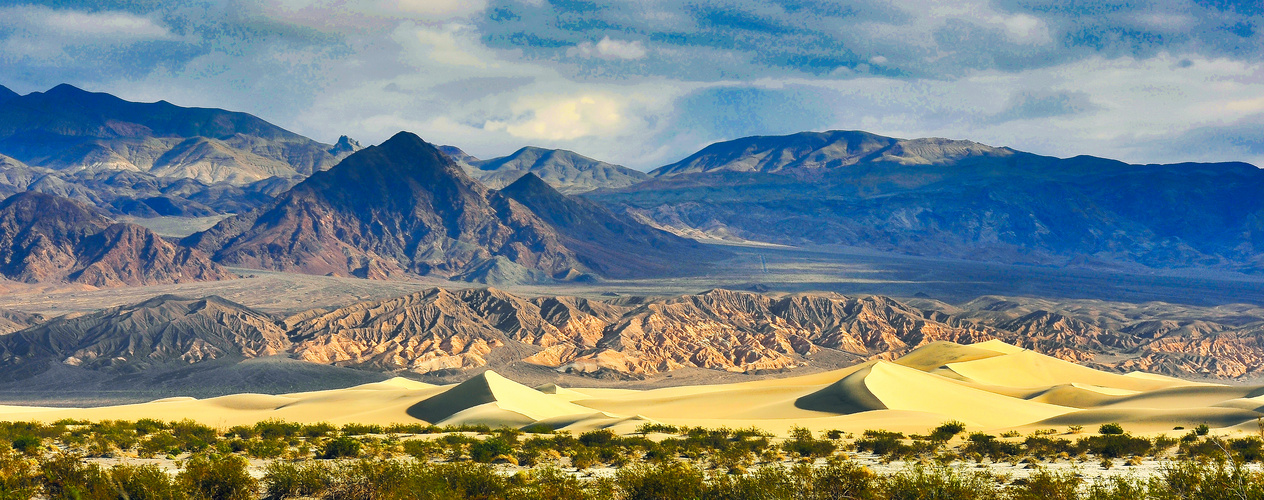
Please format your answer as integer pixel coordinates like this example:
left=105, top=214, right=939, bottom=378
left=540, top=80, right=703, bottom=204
left=617, top=462, right=705, bottom=500
left=1008, top=469, right=1082, bottom=500
left=320, top=437, right=362, bottom=459
left=9, top=436, right=39, bottom=456
left=883, top=465, right=998, bottom=500
left=469, top=437, right=513, bottom=463
left=248, top=439, right=288, bottom=459
left=1098, top=423, right=1125, bottom=435
left=1154, top=459, right=1264, bottom=500
left=302, top=423, right=338, bottom=438
left=254, top=420, right=303, bottom=441
left=0, top=447, right=38, bottom=500
left=263, top=461, right=332, bottom=499
left=1078, top=434, right=1151, bottom=459
left=340, top=424, right=383, bottom=436
left=1085, top=476, right=1149, bottom=500
left=38, top=453, right=116, bottom=500
left=110, top=463, right=185, bottom=500
left=930, top=421, right=967, bottom=442
left=1196, top=424, right=1211, bottom=436
left=176, top=453, right=257, bottom=500
left=783, top=427, right=837, bottom=459
left=797, top=459, right=881, bottom=500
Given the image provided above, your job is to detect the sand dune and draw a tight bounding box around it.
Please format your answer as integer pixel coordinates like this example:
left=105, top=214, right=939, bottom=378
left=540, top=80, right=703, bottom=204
left=1, top=341, right=1261, bottom=435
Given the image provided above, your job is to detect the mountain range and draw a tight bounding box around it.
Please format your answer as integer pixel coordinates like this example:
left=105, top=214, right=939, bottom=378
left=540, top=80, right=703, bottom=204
left=3, top=287, right=1263, bottom=397
left=594, top=130, right=1264, bottom=273
left=445, top=145, right=648, bottom=194
left=184, top=132, right=710, bottom=282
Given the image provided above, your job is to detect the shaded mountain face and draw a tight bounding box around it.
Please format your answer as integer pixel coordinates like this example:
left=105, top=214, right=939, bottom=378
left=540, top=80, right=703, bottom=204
left=0, top=192, right=234, bottom=287
left=499, top=173, right=722, bottom=279
left=463, top=146, right=648, bottom=194
left=0, top=86, right=17, bottom=105
left=596, top=130, right=1264, bottom=273
left=0, top=295, right=288, bottom=378
left=0, top=84, right=353, bottom=185
left=185, top=132, right=587, bottom=281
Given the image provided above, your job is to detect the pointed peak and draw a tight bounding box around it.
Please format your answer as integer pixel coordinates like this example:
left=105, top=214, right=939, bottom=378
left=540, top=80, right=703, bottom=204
left=46, top=83, right=88, bottom=96
left=328, top=135, right=362, bottom=156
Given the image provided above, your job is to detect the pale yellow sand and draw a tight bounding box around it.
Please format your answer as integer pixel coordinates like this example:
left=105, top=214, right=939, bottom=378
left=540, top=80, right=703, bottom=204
left=1, top=342, right=1261, bottom=436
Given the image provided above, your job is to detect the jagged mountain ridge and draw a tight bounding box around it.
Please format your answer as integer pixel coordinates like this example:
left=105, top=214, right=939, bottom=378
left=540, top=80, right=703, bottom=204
left=3, top=289, right=1264, bottom=386
left=185, top=132, right=588, bottom=281
left=595, top=130, right=1264, bottom=273
left=0, top=84, right=354, bottom=184
left=460, top=146, right=649, bottom=194
left=0, top=192, right=233, bottom=287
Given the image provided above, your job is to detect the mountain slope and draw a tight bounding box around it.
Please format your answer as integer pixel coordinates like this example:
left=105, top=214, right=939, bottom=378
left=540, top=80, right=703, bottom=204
left=598, top=130, right=1264, bottom=272
left=185, top=132, right=587, bottom=281
left=0, top=295, right=287, bottom=378
left=467, top=146, right=648, bottom=193
left=651, top=130, right=1015, bottom=177
left=0, top=86, right=17, bottom=105
left=499, top=173, right=720, bottom=278
left=0, top=192, right=233, bottom=286
left=0, top=84, right=353, bottom=185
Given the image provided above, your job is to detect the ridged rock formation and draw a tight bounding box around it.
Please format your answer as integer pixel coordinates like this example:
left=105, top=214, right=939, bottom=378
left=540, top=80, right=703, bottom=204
left=0, top=295, right=287, bottom=376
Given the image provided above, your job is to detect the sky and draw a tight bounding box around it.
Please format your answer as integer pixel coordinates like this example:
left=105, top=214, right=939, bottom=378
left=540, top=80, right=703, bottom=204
left=2, top=0, right=1263, bottom=170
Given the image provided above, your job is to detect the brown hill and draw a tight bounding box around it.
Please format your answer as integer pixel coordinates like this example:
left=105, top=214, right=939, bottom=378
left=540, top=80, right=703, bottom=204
left=0, top=192, right=233, bottom=287
left=187, top=132, right=705, bottom=283
left=0, top=295, right=287, bottom=377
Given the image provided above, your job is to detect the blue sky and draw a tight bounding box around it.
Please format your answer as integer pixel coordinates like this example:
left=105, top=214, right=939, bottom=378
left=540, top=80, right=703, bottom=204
left=2, top=0, right=1263, bottom=169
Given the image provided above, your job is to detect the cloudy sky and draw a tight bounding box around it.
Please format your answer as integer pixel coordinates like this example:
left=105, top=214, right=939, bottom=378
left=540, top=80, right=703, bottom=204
left=2, top=0, right=1263, bottom=169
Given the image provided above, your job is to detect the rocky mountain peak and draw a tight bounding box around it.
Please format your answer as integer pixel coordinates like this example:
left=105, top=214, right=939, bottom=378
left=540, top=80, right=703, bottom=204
left=328, top=135, right=362, bottom=156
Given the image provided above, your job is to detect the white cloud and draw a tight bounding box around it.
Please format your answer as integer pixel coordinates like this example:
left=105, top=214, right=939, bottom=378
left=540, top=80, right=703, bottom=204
left=569, top=37, right=648, bottom=60
left=998, top=13, right=1052, bottom=45
left=0, top=5, right=178, bottom=60
left=486, top=93, right=631, bottom=140
left=408, top=24, right=489, bottom=68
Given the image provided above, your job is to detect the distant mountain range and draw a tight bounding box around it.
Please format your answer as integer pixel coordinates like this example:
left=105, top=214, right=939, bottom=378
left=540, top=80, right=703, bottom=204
left=594, top=130, right=1264, bottom=273
left=0, top=84, right=363, bottom=216
left=444, top=145, right=648, bottom=194
left=1, top=83, right=1263, bottom=278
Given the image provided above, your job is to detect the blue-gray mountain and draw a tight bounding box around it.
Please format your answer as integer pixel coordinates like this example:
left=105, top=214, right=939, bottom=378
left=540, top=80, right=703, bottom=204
left=590, top=130, right=1264, bottom=273
left=446, top=145, right=648, bottom=194
left=0, top=84, right=361, bottom=216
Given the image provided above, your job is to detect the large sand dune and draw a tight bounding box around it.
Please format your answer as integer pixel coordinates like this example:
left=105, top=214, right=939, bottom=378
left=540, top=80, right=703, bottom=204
left=2, top=341, right=1260, bottom=435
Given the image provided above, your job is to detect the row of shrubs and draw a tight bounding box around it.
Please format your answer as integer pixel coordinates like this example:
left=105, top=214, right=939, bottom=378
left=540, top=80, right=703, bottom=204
left=6, top=446, right=1264, bottom=500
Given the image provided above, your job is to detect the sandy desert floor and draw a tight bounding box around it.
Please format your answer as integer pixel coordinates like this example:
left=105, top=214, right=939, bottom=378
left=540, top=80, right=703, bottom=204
left=3, top=340, right=1262, bottom=439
